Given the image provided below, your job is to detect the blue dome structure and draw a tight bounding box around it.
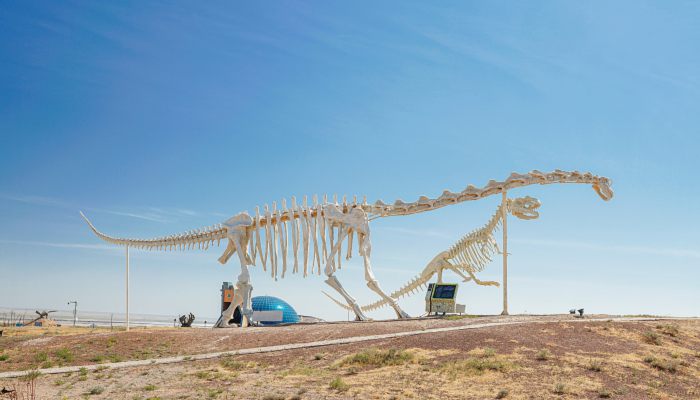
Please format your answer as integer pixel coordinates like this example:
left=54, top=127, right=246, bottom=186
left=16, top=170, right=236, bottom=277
left=251, top=296, right=300, bottom=325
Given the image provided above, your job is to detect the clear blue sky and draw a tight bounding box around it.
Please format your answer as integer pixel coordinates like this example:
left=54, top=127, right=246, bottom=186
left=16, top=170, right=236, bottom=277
left=1, top=1, right=698, bottom=322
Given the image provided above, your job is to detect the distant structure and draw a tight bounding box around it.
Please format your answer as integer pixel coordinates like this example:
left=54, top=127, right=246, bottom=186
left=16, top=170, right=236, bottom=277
left=251, top=296, right=300, bottom=325
left=219, top=283, right=300, bottom=326
left=23, top=310, right=59, bottom=327
left=81, top=170, right=613, bottom=327
left=179, top=313, right=195, bottom=327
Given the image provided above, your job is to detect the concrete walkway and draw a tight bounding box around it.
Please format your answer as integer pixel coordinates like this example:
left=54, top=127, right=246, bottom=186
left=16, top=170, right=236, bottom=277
left=0, top=316, right=690, bottom=379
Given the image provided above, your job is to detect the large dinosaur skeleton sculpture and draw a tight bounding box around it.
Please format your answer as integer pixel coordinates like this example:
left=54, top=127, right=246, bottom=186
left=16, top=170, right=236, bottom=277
left=322, top=196, right=541, bottom=314
left=80, top=170, right=613, bottom=327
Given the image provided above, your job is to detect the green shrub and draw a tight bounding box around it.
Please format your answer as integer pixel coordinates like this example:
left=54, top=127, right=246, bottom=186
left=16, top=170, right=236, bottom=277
left=587, top=359, right=603, bottom=372
left=482, top=347, right=496, bottom=357
left=535, top=349, right=551, bottom=361
left=496, top=388, right=509, bottom=398
left=261, top=395, right=285, bottom=400
left=143, top=384, right=157, bottom=391
left=21, top=369, right=42, bottom=382
left=642, top=331, right=661, bottom=345
left=553, top=382, right=567, bottom=395
left=329, top=377, right=349, bottom=392
left=88, top=386, right=104, bottom=395
left=220, top=357, right=248, bottom=371
left=54, top=348, right=74, bottom=363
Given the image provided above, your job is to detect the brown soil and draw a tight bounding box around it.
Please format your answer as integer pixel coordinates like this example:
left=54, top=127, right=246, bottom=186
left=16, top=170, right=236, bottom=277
left=1, top=316, right=699, bottom=399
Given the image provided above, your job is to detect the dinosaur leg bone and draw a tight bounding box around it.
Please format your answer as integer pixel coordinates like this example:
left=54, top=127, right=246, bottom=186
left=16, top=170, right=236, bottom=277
left=321, top=205, right=368, bottom=321
left=329, top=205, right=411, bottom=319
left=361, top=232, right=410, bottom=318
left=215, top=212, right=254, bottom=328
left=322, top=229, right=367, bottom=320
left=452, top=263, right=500, bottom=287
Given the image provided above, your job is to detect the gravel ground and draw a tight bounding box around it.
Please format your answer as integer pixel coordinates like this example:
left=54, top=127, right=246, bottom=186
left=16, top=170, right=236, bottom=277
left=1, top=315, right=699, bottom=399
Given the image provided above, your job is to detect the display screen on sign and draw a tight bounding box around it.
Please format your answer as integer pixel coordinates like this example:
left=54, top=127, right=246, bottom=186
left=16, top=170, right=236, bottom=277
left=432, top=284, right=456, bottom=299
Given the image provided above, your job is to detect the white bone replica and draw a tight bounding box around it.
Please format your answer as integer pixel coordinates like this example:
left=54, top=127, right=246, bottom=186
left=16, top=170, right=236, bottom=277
left=322, top=196, right=540, bottom=313
left=80, top=169, right=613, bottom=327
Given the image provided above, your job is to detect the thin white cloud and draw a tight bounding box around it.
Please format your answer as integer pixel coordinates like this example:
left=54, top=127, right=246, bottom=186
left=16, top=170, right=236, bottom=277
left=512, top=238, right=700, bottom=260
left=0, top=239, right=115, bottom=251
left=1, top=192, right=207, bottom=223
left=95, top=209, right=170, bottom=223
left=0, top=193, right=69, bottom=207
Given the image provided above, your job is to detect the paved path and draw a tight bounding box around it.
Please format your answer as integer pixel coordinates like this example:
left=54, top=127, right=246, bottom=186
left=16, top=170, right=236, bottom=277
left=0, top=316, right=692, bottom=379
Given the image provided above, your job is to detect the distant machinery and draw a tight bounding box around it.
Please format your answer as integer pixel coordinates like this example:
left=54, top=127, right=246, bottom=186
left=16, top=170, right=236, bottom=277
left=24, top=310, right=59, bottom=327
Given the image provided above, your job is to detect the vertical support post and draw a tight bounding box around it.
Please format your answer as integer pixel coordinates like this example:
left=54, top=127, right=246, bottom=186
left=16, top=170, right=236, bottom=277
left=126, top=245, right=130, bottom=331
left=501, top=191, right=509, bottom=316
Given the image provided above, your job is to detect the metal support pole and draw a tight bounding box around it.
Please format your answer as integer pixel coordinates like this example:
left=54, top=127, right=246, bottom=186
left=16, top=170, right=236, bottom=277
left=68, top=301, right=78, bottom=326
left=126, top=245, right=130, bottom=332
left=501, top=191, right=509, bottom=316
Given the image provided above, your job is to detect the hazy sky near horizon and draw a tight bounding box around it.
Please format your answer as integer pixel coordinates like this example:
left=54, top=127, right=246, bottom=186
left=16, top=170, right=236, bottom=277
left=1, top=1, right=699, bottom=322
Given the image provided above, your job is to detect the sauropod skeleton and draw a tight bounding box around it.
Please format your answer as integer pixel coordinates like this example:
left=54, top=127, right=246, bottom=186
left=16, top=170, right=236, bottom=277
left=81, top=170, right=613, bottom=327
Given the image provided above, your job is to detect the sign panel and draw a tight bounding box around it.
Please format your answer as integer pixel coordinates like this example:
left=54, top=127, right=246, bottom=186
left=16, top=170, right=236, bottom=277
left=252, top=310, right=284, bottom=322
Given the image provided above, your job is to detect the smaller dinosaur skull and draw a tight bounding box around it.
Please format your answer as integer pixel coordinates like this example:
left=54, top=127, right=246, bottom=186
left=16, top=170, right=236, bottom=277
left=508, top=196, right=541, bottom=220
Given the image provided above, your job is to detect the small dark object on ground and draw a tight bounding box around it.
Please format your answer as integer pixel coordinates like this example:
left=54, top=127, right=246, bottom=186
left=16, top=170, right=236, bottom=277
left=179, top=313, right=195, bottom=327
left=1, top=387, right=16, bottom=394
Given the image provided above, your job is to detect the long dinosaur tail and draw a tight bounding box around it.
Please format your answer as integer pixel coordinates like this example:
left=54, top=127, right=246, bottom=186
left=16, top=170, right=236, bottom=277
left=79, top=212, right=227, bottom=251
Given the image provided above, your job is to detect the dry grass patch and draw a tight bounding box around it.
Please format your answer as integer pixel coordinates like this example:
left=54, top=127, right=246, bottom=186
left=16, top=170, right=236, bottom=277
left=656, top=324, right=680, bottom=337
left=441, top=357, right=512, bottom=379
left=587, top=359, right=604, bottom=372
left=643, top=355, right=679, bottom=373
left=280, top=364, right=322, bottom=377
left=338, top=348, right=415, bottom=368
left=219, top=356, right=256, bottom=371
left=552, top=382, right=567, bottom=395
left=444, top=314, right=479, bottom=320
left=642, top=331, right=661, bottom=345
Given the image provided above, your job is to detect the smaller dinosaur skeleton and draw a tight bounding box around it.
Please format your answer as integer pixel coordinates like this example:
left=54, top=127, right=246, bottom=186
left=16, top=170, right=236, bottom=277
left=324, top=196, right=541, bottom=314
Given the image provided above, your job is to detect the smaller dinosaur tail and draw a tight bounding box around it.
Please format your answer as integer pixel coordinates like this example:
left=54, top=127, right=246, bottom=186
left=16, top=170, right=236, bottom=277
left=322, top=291, right=352, bottom=311
left=362, top=273, right=431, bottom=312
